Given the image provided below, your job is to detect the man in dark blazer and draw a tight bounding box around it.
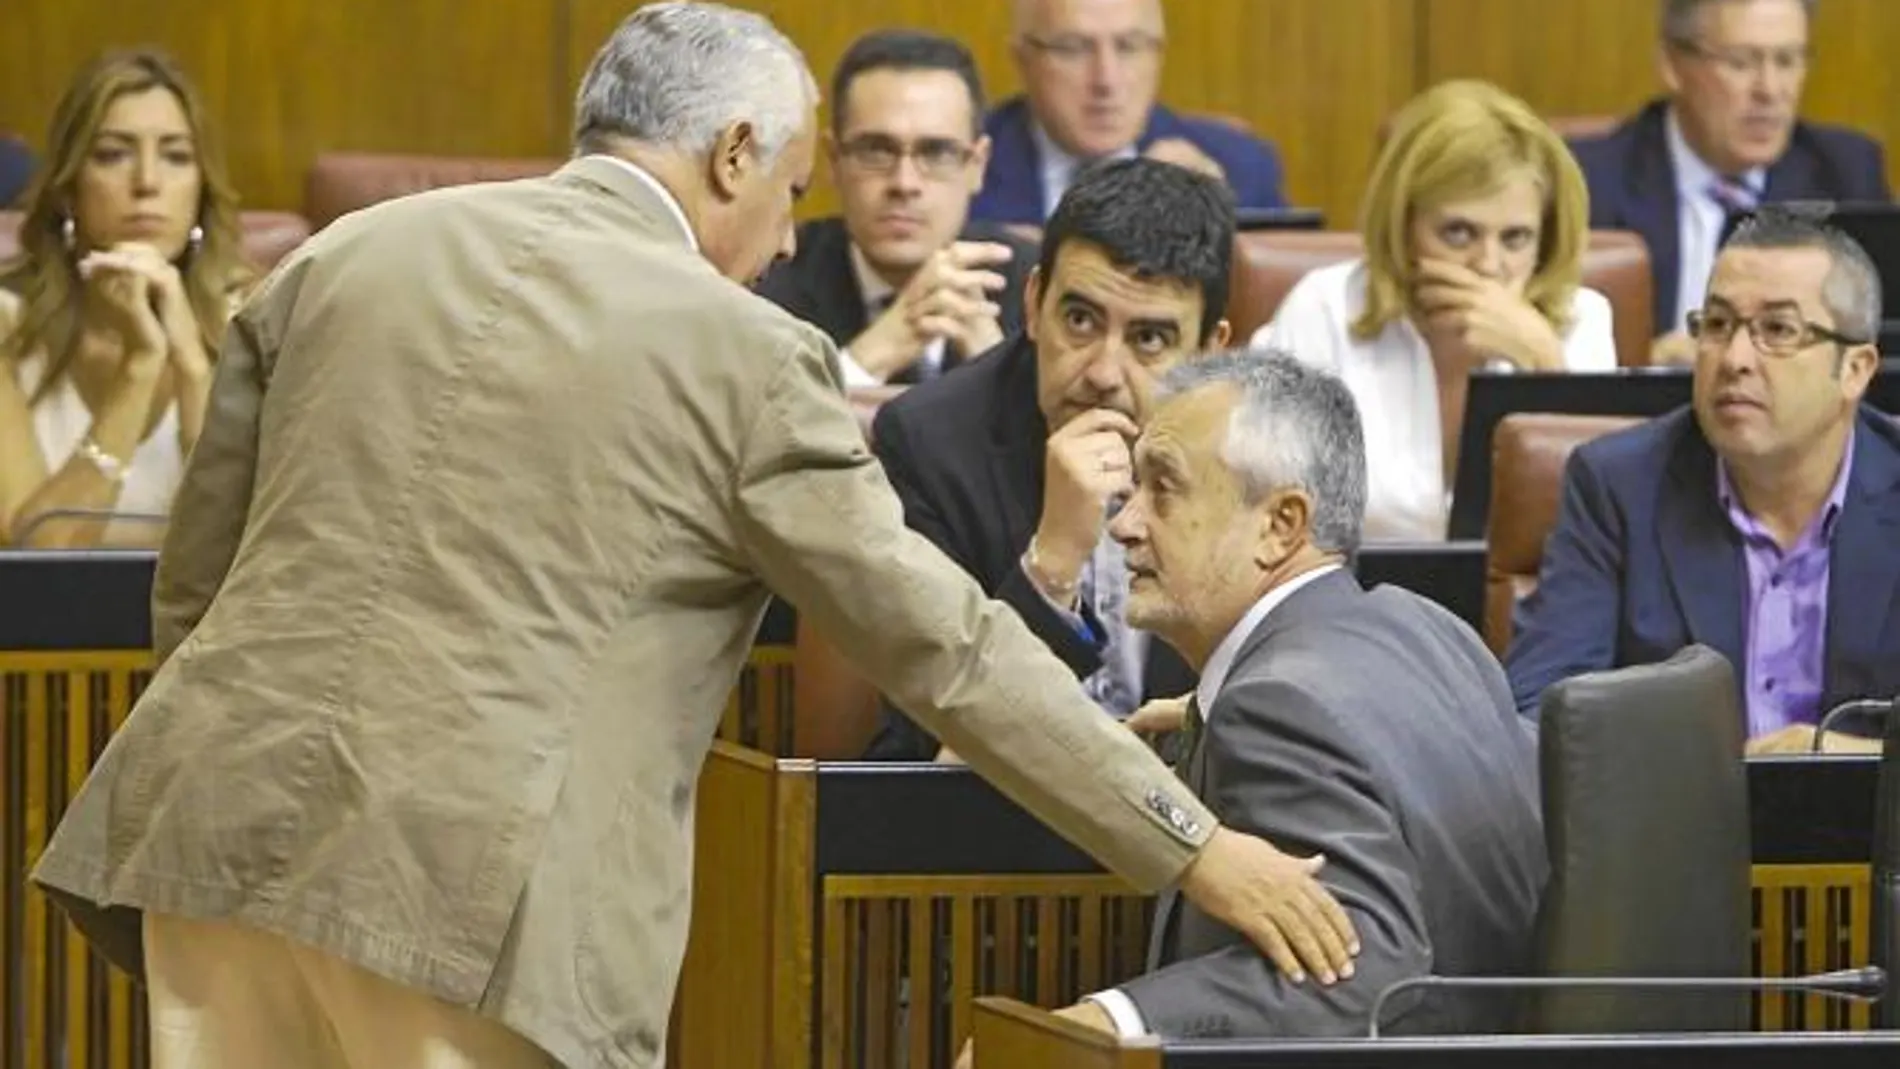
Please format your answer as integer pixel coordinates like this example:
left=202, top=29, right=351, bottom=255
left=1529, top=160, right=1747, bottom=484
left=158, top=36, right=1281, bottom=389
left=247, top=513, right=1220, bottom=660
left=757, top=30, right=1037, bottom=385
left=1507, top=208, right=1898, bottom=754
left=1569, top=0, right=1888, bottom=355
left=1070, top=351, right=1544, bottom=1041
left=865, top=157, right=1236, bottom=761
left=970, top=0, right=1285, bottom=226
left=0, top=135, right=32, bottom=208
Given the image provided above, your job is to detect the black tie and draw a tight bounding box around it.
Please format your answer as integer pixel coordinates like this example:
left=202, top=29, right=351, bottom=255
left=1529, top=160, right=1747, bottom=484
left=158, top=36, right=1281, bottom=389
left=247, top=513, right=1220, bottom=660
left=1173, top=694, right=1204, bottom=777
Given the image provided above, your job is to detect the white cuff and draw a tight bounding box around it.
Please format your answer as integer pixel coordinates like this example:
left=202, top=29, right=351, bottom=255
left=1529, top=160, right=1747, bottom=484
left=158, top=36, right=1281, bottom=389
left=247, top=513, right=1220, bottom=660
left=836, top=347, right=882, bottom=389
left=1084, top=989, right=1148, bottom=1038
left=1021, top=557, right=1085, bottom=623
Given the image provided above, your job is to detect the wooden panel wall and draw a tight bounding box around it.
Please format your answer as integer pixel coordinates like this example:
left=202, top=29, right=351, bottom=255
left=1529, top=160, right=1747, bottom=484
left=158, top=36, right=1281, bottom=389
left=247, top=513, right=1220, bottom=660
left=1423, top=0, right=1900, bottom=193
left=0, top=1, right=1894, bottom=231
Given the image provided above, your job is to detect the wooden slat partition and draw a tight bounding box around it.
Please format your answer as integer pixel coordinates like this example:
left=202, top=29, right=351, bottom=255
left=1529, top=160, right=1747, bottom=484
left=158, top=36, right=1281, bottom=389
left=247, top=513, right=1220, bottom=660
left=1752, top=863, right=1873, bottom=1032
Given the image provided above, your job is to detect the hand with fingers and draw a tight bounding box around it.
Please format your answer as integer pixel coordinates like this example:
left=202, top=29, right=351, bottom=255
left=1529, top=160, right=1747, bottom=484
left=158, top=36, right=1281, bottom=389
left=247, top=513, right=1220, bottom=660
left=1125, top=694, right=1190, bottom=735
left=78, top=241, right=207, bottom=377
left=1412, top=259, right=1564, bottom=372
left=1027, top=408, right=1139, bottom=604
left=1178, top=827, right=1360, bottom=985
left=850, top=240, right=1017, bottom=379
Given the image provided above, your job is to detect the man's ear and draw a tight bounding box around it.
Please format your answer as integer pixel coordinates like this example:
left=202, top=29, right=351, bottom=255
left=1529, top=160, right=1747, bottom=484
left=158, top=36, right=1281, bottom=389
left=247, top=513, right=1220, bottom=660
left=1208, top=318, right=1233, bottom=349
left=709, top=120, right=758, bottom=202
left=967, top=133, right=993, bottom=195
left=1254, top=488, right=1312, bottom=569
left=1841, top=341, right=1880, bottom=399
left=1022, top=265, right=1043, bottom=343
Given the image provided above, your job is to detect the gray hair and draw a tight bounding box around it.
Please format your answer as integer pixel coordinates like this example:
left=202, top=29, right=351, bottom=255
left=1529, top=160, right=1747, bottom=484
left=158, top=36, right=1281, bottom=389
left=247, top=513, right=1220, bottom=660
left=1155, top=349, right=1368, bottom=556
left=1661, top=0, right=1815, bottom=44
left=573, top=2, right=817, bottom=161
left=1723, top=202, right=1884, bottom=343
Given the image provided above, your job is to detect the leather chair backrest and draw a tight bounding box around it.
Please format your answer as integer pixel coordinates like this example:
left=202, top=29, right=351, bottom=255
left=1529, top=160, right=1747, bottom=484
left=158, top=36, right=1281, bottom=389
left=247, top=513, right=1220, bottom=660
left=1227, top=230, right=1362, bottom=341
left=1546, top=114, right=1622, bottom=142
left=1580, top=230, right=1654, bottom=367
left=1526, top=644, right=1752, bottom=1033
left=0, top=208, right=312, bottom=271
left=1484, top=413, right=1640, bottom=653
left=1226, top=230, right=1655, bottom=359
left=303, top=152, right=561, bottom=230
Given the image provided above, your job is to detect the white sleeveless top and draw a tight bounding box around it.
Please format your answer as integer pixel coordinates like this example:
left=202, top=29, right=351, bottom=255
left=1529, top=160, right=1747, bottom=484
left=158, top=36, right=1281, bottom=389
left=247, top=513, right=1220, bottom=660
left=12, top=348, right=184, bottom=546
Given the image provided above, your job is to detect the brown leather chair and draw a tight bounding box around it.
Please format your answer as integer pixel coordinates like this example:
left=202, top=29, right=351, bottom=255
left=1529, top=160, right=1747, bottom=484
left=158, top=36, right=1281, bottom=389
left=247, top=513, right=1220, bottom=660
left=1225, top=229, right=1363, bottom=340
left=0, top=208, right=312, bottom=270
left=1543, top=114, right=1622, bottom=142
left=302, top=152, right=562, bottom=230
left=1484, top=413, right=1640, bottom=653
left=787, top=386, right=906, bottom=759
left=1580, top=230, right=1654, bottom=367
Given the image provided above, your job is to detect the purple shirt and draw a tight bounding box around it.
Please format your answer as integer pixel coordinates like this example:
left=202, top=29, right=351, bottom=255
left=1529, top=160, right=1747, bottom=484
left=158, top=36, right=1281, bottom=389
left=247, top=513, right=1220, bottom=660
left=1716, top=436, right=1855, bottom=737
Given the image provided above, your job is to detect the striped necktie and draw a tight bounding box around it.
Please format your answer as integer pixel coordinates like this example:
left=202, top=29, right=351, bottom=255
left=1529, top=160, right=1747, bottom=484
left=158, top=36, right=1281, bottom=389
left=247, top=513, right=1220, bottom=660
left=1708, top=175, right=1760, bottom=236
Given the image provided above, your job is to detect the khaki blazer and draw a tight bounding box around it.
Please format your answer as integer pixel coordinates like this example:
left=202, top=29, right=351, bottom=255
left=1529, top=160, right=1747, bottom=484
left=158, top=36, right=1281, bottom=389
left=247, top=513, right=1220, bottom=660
left=30, top=158, right=1215, bottom=1069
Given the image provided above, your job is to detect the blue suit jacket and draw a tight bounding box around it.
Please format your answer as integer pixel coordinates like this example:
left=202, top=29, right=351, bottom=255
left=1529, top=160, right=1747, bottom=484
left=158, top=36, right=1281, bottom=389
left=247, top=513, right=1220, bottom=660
left=971, top=96, right=1285, bottom=225
left=1569, top=98, right=1890, bottom=334
left=1504, top=406, right=1900, bottom=728
left=0, top=136, right=33, bottom=209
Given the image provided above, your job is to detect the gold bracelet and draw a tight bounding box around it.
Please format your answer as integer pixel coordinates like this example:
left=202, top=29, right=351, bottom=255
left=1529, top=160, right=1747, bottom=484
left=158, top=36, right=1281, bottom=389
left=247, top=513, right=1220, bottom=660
left=76, top=436, right=128, bottom=485
left=1022, top=536, right=1080, bottom=606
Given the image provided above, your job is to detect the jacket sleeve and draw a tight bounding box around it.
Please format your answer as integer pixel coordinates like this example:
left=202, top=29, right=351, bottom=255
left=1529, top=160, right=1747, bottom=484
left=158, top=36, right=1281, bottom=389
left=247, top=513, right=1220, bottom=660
left=1502, top=448, right=1628, bottom=717
left=732, top=332, right=1214, bottom=892
left=1116, top=676, right=1432, bottom=1038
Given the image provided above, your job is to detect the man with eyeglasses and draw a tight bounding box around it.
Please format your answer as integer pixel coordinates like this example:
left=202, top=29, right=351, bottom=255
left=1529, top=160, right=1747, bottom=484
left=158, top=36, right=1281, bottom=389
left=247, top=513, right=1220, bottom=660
left=756, top=30, right=1037, bottom=386
left=1570, top=0, right=1888, bottom=364
left=970, top=0, right=1286, bottom=226
left=1505, top=207, right=1900, bottom=755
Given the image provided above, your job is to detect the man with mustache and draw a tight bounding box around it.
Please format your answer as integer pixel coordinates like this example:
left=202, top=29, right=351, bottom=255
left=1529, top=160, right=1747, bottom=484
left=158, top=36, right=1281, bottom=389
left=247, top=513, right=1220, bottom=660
left=1570, top=0, right=1888, bottom=364
left=1507, top=206, right=1900, bottom=755
left=863, top=157, right=1234, bottom=761
left=756, top=30, right=1036, bottom=386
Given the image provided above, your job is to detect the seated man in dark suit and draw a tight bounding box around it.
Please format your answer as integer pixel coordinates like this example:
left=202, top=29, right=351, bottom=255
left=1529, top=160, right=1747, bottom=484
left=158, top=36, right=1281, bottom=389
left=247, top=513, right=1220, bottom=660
left=866, top=158, right=1236, bottom=761
left=755, top=30, right=1036, bottom=386
left=1507, top=206, right=1899, bottom=754
left=970, top=0, right=1285, bottom=226
left=1062, top=351, right=1543, bottom=1041
left=0, top=135, right=32, bottom=208
left=1570, top=0, right=1888, bottom=363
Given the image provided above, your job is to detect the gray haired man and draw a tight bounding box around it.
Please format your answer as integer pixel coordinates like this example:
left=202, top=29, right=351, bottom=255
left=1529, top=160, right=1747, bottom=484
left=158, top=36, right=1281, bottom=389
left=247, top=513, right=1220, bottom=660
left=1077, top=351, right=1546, bottom=1040
left=31, top=6, right=1357, bottom=1069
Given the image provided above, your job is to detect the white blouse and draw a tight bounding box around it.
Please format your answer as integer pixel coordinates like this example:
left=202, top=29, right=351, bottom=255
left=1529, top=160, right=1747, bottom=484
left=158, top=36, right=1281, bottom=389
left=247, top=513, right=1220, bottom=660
left=1251, top=259, right=1617, bottom=541
left=11, top=350, right=184, bottom=546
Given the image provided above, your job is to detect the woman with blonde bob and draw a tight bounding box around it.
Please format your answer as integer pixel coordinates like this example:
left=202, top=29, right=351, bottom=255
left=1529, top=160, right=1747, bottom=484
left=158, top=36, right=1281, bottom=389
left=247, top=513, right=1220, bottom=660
left=1254, top=79, right=1615, bottom=541
left=0, top=49, right=252, bottom=547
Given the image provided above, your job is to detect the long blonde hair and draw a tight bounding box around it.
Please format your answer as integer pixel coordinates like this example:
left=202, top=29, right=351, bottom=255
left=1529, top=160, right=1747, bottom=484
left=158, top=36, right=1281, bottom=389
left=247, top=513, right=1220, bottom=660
left=1353, top=79, right=1589, bottom=341
left=1, top=49, right=251, bottom=401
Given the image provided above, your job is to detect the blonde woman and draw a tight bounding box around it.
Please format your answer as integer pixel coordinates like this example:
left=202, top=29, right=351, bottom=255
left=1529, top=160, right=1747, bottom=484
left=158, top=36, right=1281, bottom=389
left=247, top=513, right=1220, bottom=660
left=0, top=49, right=252, bottom=547
left=1254, top=79, right=1616, bottom=540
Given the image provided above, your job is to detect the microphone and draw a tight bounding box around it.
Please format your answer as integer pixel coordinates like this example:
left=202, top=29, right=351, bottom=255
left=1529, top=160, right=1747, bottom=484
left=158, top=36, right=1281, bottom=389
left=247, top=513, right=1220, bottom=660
left=1874, top=701, right=1900, bottom=1029
left=1365, top=967, right=1888, bottom=1039
left=11, top=508, right=168, bottom=544
left=1811, top=695, right=1897, bottom=753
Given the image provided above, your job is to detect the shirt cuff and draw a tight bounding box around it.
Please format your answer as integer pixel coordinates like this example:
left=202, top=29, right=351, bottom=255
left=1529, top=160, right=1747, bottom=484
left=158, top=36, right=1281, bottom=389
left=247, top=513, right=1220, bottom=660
left=1084, top=990, right=1148, bottom=1038
left=1020, top=557, right=1094, bottom=639
left=836, top=347, right=883, bottom=389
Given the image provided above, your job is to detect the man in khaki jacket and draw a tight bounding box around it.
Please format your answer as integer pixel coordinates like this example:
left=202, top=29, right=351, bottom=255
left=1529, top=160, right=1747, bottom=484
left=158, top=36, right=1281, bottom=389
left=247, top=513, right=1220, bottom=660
left=30, top=5, right=1356, bottom=1068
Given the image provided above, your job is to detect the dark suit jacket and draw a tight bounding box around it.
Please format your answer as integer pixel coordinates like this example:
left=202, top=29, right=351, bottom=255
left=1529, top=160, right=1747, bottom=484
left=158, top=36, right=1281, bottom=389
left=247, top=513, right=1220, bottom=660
left=1121, top=571, right=1545, bottom=1038
left=0, top=136, right=33, bottom=209
left=754, top=215, right=1037, bottom=379
left=1505, top=407, right=1900, bottom=724
left=1570, top=99, right=1890, bottom=332
left=971, top=96, right=1285, bottom=225
left=864, top=334, right=1196, bottom=759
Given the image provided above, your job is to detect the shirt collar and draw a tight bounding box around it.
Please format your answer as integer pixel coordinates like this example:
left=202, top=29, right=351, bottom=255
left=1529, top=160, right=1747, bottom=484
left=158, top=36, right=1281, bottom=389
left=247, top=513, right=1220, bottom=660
left=1664, top=107, right=1766, bottom=203
left=1716, top=428, right=1857, bottom=543
left=1030, top=121, right=1138, bottom=213
left=1194, top=564, right=1343, bottom=715
left=583, top=154, right=699, bottom=252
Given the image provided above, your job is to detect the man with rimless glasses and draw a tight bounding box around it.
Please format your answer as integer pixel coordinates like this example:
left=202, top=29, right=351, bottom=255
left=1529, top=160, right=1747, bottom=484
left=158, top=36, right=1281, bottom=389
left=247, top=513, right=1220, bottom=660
left=1506, top=206, right=1900, bottom=754
left=971, top=0, right=1287, bottom=226
left=757, top=30, right=1037, bottom=386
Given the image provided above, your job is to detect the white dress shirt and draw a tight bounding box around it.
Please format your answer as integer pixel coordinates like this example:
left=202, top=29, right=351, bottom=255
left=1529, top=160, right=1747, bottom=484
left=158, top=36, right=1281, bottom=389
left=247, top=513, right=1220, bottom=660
left=1664, top=109, right=1766, bottom=332
left=1087, top=563, right=1345, bottom=1037
left=1250, top=259, right=1617, bottom=541
left=835, top=243, right=947, bottom=388
left=585, top=153, right=698, bottom=252
left=1032, top=122, right=1137, bottom=220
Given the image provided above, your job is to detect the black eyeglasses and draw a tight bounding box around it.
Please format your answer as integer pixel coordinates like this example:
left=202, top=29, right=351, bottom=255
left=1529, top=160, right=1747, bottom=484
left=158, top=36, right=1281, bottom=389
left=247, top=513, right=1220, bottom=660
left=1020, top=31, right=1164, bottom=67
left=836, top=135, right=975, bottom=179
left=1671, top=39, right=1810, bottom=79
left=1686, top=308, right=1868, bottom=355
